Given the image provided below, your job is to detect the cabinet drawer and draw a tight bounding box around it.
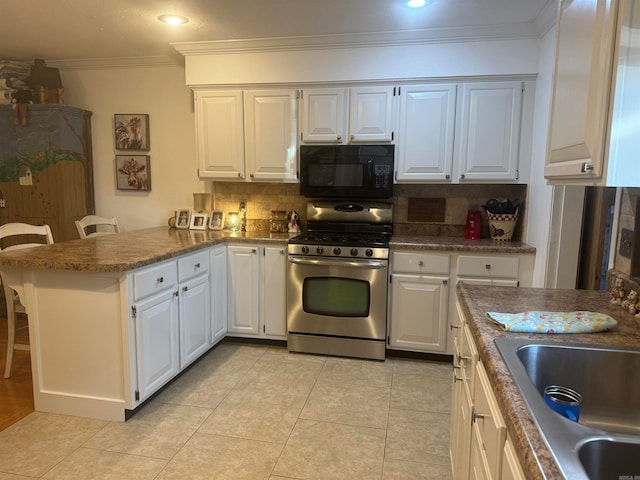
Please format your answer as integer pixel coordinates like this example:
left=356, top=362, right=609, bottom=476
left=178, top=250, right=210, bottom=281
left=457, top=255, right=519, bottom=279
left=133, top=261, right=177, bottom=300
left=392, top=252, right=450, bottom=274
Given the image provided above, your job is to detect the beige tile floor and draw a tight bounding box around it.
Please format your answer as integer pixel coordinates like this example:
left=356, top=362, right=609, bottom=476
left=0, top=342, right=453, bottom=480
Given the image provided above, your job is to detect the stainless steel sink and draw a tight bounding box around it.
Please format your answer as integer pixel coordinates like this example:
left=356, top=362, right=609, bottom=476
left=495, top=338, right=640, bottom=479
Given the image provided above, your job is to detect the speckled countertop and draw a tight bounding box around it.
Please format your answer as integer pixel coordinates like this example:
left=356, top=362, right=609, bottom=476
left=0, top=227, right=294, bottom=273
left=0, top=227, right=535, bottom=273
left=390, top=235, right=535, bottom=254
left=456, top=283, right=640, bottom=480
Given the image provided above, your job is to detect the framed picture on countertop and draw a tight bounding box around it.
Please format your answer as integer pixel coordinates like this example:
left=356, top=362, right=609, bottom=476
left=209, top=210, right=224, bottom=230
left=190, top=212, right=208, bottom=230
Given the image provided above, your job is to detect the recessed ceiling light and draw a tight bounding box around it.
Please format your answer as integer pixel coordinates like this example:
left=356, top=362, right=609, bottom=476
left=157, top=14, right=189, bottom=25
left=407, top=0, right=430, bottom=7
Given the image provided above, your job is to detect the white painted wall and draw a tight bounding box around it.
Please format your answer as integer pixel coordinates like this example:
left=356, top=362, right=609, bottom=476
left=525, top=25, right=556, bottom=287
left=60, top=65, right=206, bottom=232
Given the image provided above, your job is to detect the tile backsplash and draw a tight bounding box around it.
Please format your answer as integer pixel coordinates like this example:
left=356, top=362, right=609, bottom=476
left=211, top=182, right=527, bottom=239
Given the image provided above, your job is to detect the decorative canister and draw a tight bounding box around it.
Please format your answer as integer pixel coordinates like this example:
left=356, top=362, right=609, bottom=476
left=486, top=209, right=519, bottom=241
left=270, top=210, right=287, bottom=233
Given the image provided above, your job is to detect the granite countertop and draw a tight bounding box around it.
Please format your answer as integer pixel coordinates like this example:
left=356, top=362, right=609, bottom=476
left=456, top=283, right=640, bottom=480
left=0, top=226, right=294, bottom=273
left=390, top=235, right=535, bottom=254
left=0, top=227, right=535, bottom=273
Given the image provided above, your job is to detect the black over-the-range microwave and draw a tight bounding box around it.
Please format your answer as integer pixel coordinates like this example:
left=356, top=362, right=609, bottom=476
left=299, top=145, right=394, bottom=199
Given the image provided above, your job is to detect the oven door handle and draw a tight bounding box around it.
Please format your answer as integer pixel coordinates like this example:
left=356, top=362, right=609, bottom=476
left=288, top=257, right=387, bottom=269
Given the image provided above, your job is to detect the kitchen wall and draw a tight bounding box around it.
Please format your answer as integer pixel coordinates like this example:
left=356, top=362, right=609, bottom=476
left=60, top=64, right=206, bottom=232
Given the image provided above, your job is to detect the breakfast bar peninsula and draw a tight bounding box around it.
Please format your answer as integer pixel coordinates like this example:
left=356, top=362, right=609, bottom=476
left=0, top=227, right=290, bottom=421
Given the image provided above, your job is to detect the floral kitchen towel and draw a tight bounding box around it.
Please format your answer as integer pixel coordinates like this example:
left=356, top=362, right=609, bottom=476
left=486, top=311, right=617, bottom=333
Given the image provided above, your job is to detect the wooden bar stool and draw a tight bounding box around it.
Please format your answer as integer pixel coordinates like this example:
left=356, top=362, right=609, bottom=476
left=0, top=223, right=54, bottom=378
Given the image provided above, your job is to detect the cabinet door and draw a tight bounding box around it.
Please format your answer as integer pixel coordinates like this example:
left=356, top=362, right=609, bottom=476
left=179, top=273, right=211, bottom=369
left=210, top=244, right=228, bottom=344
left=263, top=246, right=287, bottom=338
left=389, top=273, right=449, bottom=352
left=473, top=362, right=507, bottom=480
left=456, top=82, right=523, bottom=182
left=348, top=86, right=395, bottom=143
left=227, top=245, right=260, bottom=335
left=300, top=88, right=347, bottom=144
left=194, top=90, right=245, bottom=180
left=135, top=289, right=179, bottom=401
left=545, top=0, right=617, bottom=180
left=396, top=84, right=457, bottom=182
left=244, top=89, right=298, bottom=182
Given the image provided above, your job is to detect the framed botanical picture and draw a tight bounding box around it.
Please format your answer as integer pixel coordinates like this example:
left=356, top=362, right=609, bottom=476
left=116, top=155, right=151, bottom=191
left=176, top=209, right=191, bottom=229
left=209, top=210, right=224, bottom=230
left=190, top=213, right=208, bottom=230
left=114, top=114, right=150, bottom=150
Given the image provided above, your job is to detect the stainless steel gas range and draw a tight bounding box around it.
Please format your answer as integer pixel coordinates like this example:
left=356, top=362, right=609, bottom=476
left=286, top=200, right=392, bottom=360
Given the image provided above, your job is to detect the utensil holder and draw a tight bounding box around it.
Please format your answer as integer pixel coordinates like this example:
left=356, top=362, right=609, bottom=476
left=486, top=208, right=519, bottom=241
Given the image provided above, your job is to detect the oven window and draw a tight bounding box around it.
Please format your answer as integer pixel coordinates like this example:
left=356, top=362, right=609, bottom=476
left=302, top=277, right=370, bottom=317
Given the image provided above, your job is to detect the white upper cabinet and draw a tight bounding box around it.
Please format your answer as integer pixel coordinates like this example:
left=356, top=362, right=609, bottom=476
left=194, top=88, right=298, bottom=182
left=194, top=90, right=245, bottom=179
left=244, top=89, right=298, bottom=182
left=455, top=81, right=523, bottom=182
left=348, top=86, right=396, bottom=143
left=545, top=0, right=640, bottom=186
left=300, top=88, right=347, bottom=144
left=396, top=84, right=457, bottom=182
left=545, top=0, right=617, bottom=182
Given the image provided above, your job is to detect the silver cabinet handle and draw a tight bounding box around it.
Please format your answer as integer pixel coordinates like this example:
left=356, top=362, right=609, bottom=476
left=182, top=286, right=188, bottom=292
left=195, top=263, right=201, bottom=269
left=450, top=324, right=461, bottom=330
left=460, top=174, right=465, bottom=179
left=337, top=135, right=342, bottom=141
left=157, top=277, right=164, bottom=283
left=418, top=260, right=424, bottom=267
left=581, top=162, right=594, bottom=173
left=472, top=407, right=487, bottom=423
left=485, top=264, right=491, bottom=270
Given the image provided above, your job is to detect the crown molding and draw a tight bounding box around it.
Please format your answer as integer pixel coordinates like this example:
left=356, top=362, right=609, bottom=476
left=171, top=23, right=541, bottom=56
left=535, top=0, right=559, bottom=37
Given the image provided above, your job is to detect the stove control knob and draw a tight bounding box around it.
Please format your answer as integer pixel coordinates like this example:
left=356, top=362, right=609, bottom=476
left=350, top=248, right=358, bottom=257
left=301, top=246, right=309, bottom=254
left=316, top=246, right=324, bottom=254
left=333, top=247, right=341, bottom=256
left=365, top=249, right=374, bottom=257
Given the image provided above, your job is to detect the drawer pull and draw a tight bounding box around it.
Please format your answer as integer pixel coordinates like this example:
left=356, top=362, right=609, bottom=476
left=157, top=277, right=164, bottom=283
left=450, top=324, right=461, bottom=330
left=454, top=374, right=464, bottom=382
left=418, top=260, right=424, bottom=267
left=182, top=286, right=188, bottom=292
left=458, top=354, right=471, bottom=364
left=485, top=264, right=491, bottom=270
left=472, top=408, right=487, bottom=423
left=195, top=263, right=201, bottom=269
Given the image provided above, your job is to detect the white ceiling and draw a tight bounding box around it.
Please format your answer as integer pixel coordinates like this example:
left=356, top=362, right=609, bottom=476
left=2, top=0, right=555, bottom=64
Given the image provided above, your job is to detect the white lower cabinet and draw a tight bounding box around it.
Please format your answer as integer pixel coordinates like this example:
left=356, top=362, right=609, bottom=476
left=131, top=250, right=211, bottom=404
left=388, top=251, right=450, bottom=353
left=210, top=244, right=228, bottom=344
left=451, top=305, right=519, bottom=480
left=227, top=244, right=287, bottom=339
left=501, top=435, right=526, bottom=480
left=227, top=245, right=260, bottom=335
left=134, top=288, right=180, bottom=402
left=389, top=251, right=534, bottom=355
